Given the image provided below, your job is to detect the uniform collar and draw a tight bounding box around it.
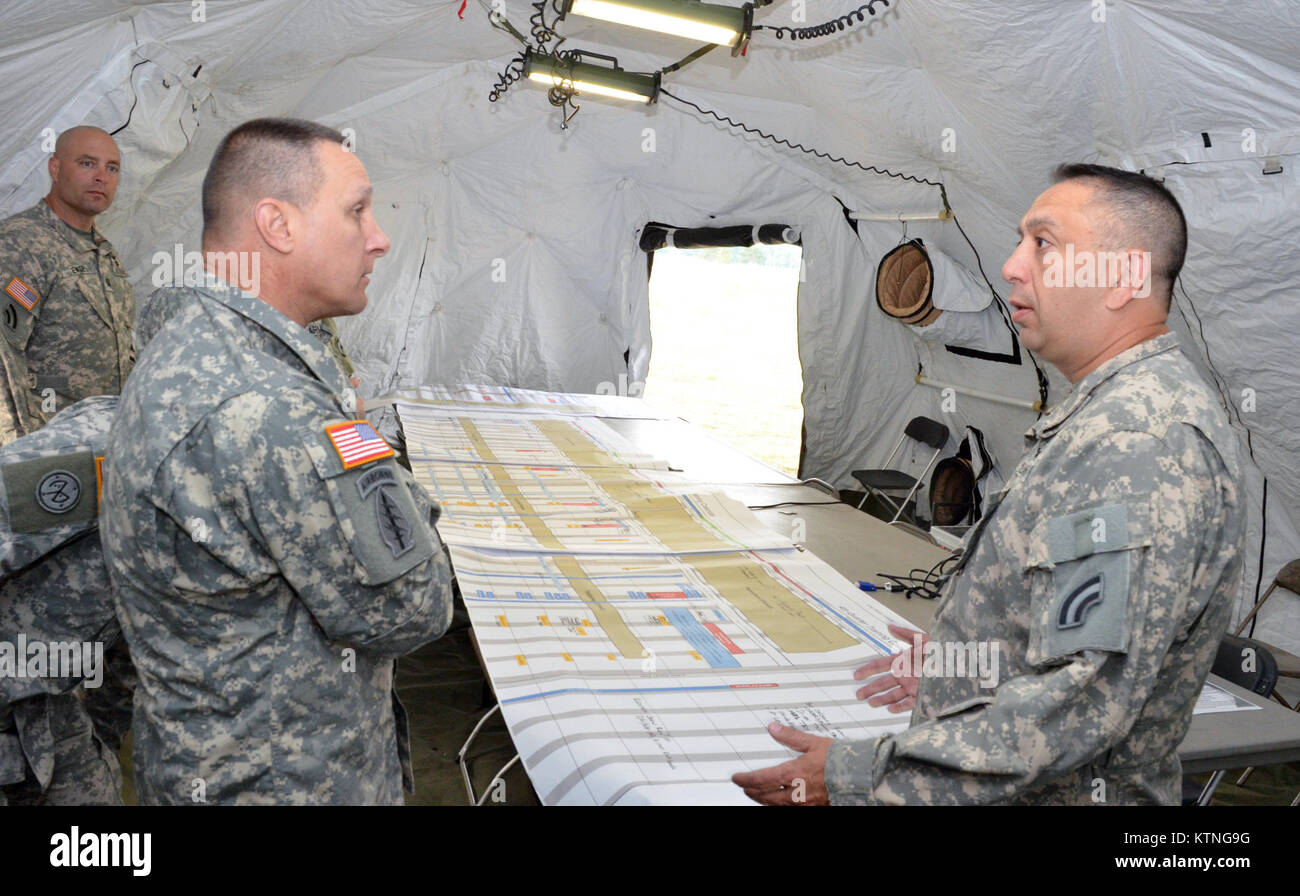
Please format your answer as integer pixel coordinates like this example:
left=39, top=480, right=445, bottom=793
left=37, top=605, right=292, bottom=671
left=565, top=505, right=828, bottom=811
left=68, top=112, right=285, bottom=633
left=191, top=273, right=353, bottom=399
left=36, top=198, right=104, bottom=251
left=1027, top=331, right=1182, bottom=440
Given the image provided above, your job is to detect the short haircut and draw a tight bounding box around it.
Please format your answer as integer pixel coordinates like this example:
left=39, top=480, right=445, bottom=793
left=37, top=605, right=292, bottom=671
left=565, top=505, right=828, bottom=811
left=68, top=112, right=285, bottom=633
left=201, top=118, right=345, bottom=239
left=1052, top=163, right=1188, bottom=299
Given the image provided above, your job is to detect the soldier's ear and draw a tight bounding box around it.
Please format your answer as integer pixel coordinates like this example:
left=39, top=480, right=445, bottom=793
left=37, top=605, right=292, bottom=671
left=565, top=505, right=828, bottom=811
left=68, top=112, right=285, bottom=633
left=47, top=154, right=60, bottom=184
left=253, top=198, right=294, bottom=254
left=1103, top=249, right=1152, bottom=310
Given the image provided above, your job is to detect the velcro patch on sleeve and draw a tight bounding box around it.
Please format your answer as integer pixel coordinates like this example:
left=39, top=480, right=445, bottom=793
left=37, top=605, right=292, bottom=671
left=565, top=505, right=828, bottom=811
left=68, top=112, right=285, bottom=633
left=335, top=461, right=434, bottom=584
left=1040, top=504, right=1137, bottom=657
left=324, top=420, right=394, bottom=469
left=2, top=451, right=99, bottom=533
left=4, top=277, right=40, bottom=311
left=1045, top=502, right=1131, bottom=564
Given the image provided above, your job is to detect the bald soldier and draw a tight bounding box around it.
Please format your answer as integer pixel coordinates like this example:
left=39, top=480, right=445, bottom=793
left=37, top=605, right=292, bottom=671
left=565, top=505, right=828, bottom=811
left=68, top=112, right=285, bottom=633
left=0, top=126, right=134, bottom=442
left=101, top=118, right=454, bottom=804
left=0, top=125, right=135, bottom=805
left=734, top=164, right=1244, bottom=806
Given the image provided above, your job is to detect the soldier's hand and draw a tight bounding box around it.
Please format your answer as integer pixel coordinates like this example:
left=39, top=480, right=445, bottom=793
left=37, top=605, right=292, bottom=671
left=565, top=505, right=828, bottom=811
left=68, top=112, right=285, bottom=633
left=351, top=376, right=365, bottom=414
left=732, top=723, right=831, bottom=805
left=853, top=623, right=926, bottom=713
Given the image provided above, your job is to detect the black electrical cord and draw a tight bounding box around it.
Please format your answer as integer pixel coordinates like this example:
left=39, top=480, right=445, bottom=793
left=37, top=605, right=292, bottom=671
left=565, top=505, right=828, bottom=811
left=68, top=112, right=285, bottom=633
left=488, top=52, right=528, bottom=102
left=109, top=58, right=150, bottom=136
left=529, top=0, right=565, bottom=52
left=108, top=16, right=146, bottom=137
left=755, top=0, right=890, bottom=40
left=876, top=553, right=960, bottom=600
left=746, top=500, right=841, bottom=509
left=1174, top=277, right=1235, bottom=417
left=1174, top=275, right=1270, bottom=630
left=659, top=88, right=942, bottom=190
left=662, top=43, right=718, bottom=75
left=949, top=207, right=1051, bottom=414
left=657, top=87, right=1048, bottom=416
left=488, top=0, right=569, bottom=102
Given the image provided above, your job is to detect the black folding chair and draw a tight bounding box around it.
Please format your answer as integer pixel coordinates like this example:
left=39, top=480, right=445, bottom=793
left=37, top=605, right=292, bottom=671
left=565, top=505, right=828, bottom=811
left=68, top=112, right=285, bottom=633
left=1184, top=634, right=1279, bottom=806
left=851, top=416, right=949, bottom=524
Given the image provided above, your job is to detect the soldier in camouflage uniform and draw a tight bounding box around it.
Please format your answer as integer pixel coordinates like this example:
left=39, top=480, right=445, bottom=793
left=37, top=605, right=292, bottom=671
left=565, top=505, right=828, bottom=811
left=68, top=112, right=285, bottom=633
left=0, top=125, right=136, bottom=805
left=0, top=396, right=122, bottom=805
left=309, top=315, right=366, bottom=413
left=100, top=118, right=454, bottom=805
left=0, top=126, right=134, bottom=442
left=307, top=317, right=356, bottom=379
left=734, top=165, right=1244, bottom=805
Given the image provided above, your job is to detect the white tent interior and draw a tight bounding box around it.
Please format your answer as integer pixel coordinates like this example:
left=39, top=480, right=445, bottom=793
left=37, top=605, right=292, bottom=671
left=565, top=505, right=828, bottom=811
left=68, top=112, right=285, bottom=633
left=2, top=0, right=1297, bottom=653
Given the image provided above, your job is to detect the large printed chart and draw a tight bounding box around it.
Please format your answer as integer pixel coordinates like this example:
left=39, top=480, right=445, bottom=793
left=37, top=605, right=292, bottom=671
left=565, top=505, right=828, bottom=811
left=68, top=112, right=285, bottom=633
left=390, top=383, right=671, bottom=419
left=397, top=392, right=916, bottom=805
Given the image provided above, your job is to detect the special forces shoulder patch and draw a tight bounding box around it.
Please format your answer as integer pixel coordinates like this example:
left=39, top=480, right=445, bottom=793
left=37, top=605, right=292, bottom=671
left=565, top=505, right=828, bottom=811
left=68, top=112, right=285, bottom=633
left=356, top=465, right=416, bottom=559
left=306, top=423, right=432, bottom=585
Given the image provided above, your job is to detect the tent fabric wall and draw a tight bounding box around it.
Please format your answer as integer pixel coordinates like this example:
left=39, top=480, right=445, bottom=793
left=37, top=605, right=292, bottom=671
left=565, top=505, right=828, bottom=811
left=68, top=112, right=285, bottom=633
left=1, top=0, right=1297, bottom=650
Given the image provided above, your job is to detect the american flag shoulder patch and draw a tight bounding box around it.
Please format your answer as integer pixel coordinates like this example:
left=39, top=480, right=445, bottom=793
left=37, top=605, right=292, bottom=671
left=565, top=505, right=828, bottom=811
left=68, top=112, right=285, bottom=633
left=325, top=420, right=395, bottom=469
left=5, top=277, right=40, bottom=311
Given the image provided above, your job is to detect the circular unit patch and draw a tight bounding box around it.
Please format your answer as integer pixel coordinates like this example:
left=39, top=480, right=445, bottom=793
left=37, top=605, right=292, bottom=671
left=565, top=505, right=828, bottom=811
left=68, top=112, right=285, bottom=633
left=35, top=469, right=81, bottom=514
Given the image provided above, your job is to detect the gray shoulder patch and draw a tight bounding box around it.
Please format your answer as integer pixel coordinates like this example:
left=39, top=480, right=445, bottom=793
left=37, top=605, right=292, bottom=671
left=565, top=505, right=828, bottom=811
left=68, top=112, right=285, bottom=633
left=1037, top=504, right=1144, bottom=658
left=1, top=296, right=35, bottom=347
left=1043, top=553, right=1130, bottom=656
left=1046, top=502, right=1130, bottom=563
left=304, top=427, right=434, bottom=585
left=3, top=451, right=98, bottom=533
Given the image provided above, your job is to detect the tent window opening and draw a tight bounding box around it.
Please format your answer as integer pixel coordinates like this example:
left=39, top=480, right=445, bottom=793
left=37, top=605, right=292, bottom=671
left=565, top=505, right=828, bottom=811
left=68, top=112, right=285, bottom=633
left=640, top=223, right=804, bottom=476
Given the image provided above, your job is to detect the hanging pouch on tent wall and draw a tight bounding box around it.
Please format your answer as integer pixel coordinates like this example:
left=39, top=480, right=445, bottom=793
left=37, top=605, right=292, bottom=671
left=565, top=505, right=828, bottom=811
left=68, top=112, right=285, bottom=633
left=876, top=238, right=1019, bottom=357
left=876, top=239, right=939, bottom=326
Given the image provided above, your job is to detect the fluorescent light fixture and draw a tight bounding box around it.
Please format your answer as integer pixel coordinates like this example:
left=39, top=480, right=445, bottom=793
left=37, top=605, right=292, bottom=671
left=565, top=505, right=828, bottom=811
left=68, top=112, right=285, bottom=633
left=524, top=51, right=661, bottom=104
left=562, top=0, right=753, bottom=50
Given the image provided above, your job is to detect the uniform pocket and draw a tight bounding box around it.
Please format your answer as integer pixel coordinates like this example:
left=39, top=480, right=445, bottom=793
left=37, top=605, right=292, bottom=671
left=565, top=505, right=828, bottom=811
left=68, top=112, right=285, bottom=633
left=1025, top=501, right=1152, bottom=665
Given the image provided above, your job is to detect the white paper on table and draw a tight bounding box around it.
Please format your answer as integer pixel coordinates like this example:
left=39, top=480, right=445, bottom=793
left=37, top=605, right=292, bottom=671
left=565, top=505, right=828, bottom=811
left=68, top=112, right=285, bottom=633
left=1193, top=680, right=1262, bottom=715
left=457, top=543, right=917, bottom=805
left=397, top=405, right=668, bottom=470
left=401, top=385, right=922, bottom=805
left=388, top=384, right=672, bottom=419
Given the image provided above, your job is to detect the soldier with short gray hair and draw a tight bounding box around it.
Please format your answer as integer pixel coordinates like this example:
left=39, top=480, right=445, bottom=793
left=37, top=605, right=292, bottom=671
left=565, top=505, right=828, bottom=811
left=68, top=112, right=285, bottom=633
left=101, top=118, right=454, bottom=805
left=734, top=164, right=1244, bottom=805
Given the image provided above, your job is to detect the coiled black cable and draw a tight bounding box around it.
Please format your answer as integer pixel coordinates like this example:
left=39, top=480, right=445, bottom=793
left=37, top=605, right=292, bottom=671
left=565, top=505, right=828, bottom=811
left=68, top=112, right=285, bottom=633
left=490, top=0, right=567, bottom=103
left=756, top=0, right=890, bottom=40
left=660, top=87, right=940, bottom=189
left=529, top=0, right=564, bottom=51
left=877, top=553, right=961, bottom=600
left=488, top=52, right=528, bottom=102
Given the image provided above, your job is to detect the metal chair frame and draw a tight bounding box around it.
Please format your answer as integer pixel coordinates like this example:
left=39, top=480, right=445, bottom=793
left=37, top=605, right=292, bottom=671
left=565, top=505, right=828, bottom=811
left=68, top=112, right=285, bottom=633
left=852, top=416, right=949, bottom=525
